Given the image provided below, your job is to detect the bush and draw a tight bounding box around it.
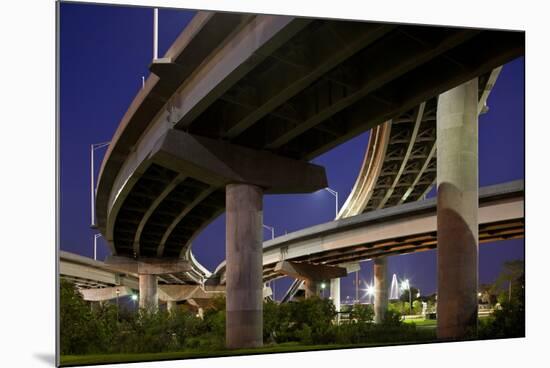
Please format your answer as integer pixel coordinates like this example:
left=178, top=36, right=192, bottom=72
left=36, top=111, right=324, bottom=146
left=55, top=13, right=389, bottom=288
left=478, top=300, right=524, bottom=339
left=350, top=303, right=374, bottom=323
left=60, top=280, right=434, bottom=356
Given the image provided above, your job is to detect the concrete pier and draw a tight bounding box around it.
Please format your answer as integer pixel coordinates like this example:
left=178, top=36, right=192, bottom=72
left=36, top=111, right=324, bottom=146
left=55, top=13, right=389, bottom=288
left=436, top=78, right=479, bottom=339
left=166, top=300, right=176, bottom=313
left=139, top=274, right=158, bottom=311
left=373, top=257, right=388, bottom=323
left=330, top=278, right=341, bottom=322
left=225, top=183, right=264, bottom=349
left=304, top=279, right=320, bottom=298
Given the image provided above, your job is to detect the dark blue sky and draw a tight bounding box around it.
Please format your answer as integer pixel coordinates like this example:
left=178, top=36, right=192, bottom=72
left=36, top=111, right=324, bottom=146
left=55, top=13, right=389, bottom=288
left=59, top=2, right=524, bottom=300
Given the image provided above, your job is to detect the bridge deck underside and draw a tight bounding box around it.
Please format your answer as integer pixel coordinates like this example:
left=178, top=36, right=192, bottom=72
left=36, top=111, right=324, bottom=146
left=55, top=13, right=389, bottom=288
left=103, top=14, right=523, bottom=264
left=261, top=218, right=524, bottom=282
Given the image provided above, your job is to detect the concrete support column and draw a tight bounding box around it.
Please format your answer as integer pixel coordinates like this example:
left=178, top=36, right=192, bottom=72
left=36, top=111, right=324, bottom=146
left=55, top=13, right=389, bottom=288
left=139, top=274, right=158, bottom=311
left=225, top=183, right=263, bottom=349
left=330, top=278, right=341, bottom=323
left=166, top=300, right=176, bottom=313
left=436, top=78, right=479, bottom=339
left=304, top=279, right=320, bottom=298
left=374, top=257, right=388, bottom=324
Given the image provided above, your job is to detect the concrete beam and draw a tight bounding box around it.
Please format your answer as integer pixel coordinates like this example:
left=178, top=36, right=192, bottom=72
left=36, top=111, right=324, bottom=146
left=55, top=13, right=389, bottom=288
left=151, top=129, right=327, bottom=194
left=274, top=261, right=347, bottom=281
left=79, top=286, right=133, bottom=301
left=104, top=256, right=192, bottom=275
left=158, top=284, right=225, bottom=302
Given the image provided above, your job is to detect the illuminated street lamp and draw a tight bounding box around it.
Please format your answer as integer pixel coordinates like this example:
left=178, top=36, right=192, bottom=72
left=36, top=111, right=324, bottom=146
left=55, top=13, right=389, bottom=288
left=115, top=288, right=121, bottom=321
left=320, top=282, right=327, bottom=298
left=131, top=293, right=138, bottom=308
left=365, top=284, right=375, bottom=304
left=401, top=279, right=412, bottom=315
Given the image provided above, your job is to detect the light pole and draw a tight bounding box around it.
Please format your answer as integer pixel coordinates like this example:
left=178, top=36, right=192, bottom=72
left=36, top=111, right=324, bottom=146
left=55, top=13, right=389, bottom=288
left=153, top=8, right=159, bottom=60
left=262, top=224, right=275, bottom=240
left=90, top=141, right=110, bottom=228
left=355, top=271, right=359, bottom=303
left=131, top=293, right=138, bottom=309
left=115, top=288, right=120, bottom=321
left=365, top=283, right=374, bottom=304
left=320, top=282, right=327, bottom=298
left=401, top=279, right=411, bottom=315
left=93, top=233, right=102, bottom=260
left=324, top=187, right=339, bottom=218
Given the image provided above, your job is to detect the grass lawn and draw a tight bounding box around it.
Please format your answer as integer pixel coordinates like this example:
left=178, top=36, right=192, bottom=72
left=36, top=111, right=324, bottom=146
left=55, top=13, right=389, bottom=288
left=403, top=316, right=491, bottom=328
left=403, top=318, right=437, bottom=327
left=60, top=339, right=436, bottom=366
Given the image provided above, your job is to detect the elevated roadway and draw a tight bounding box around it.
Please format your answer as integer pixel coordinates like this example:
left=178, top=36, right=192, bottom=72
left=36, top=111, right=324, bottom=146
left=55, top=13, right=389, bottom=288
left=214, top=180, right=524, bottom=282
left=92, top=10, right=523, bottom=347
left=95, top=12, right=522, bottom=263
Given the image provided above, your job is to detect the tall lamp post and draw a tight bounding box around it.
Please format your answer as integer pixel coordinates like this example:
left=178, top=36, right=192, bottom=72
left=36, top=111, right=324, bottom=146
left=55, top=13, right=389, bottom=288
left=324, top=187, right=339, bottom=218
left=90, top=141, right=110, bottom=228
left=115, top=287, right=120, bottom=321
left=401, top=279, right=411, bottom=315
left=262, top=224, right=275, bottom=300
left=262, top=224, right=275, bottom=240
left=153, top=8, right=159, bottom=60
left=93, top=233, right=102, bottom=260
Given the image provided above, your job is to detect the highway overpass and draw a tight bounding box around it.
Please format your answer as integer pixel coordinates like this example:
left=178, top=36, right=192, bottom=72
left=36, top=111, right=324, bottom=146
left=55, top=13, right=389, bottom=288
left=213, top=180, right=524, bottom=282
left=91, top=10, right=524, bottom=347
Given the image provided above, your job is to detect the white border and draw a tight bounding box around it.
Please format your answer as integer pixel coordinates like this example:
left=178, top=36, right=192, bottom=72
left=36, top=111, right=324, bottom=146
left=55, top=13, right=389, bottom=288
left=1, top=1, right=547, bottom=367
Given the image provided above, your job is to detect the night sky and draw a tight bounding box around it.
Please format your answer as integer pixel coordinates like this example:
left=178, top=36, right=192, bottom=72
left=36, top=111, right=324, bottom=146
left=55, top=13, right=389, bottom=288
left=59, top=3, right=524, bottom=302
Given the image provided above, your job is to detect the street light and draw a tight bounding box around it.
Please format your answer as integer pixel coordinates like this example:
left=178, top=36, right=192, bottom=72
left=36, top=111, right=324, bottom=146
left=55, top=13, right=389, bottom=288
left=262, top=224, right=275, bottom=240
left=365, top=284, right=375, bottom=304
left=93, top=233, right=102, bottom=260
left=400, top=279, right=411, bottom=315
left=153, top=8, right=159, bottom=60
left=320, top=282, right=326, bottom=298
left=90, top=141, right=110, bottom=228
left=131, top=293, right=138, bottom=310
left=115, top=288, right=121, bottom=321
left=324, top=187, right=339, bottom=218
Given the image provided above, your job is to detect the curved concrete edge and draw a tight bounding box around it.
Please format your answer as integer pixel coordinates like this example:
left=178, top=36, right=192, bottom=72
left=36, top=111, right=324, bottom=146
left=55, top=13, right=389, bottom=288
left=213, top=180, right=524, bottom=280
left=95, top=11, right=251, bottom=234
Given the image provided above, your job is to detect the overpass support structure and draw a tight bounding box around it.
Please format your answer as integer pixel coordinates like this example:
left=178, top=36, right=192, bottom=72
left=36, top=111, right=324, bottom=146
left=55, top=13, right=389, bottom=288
left=155, top=131, right=327, bottom=348
left=436, top=78, right=479, bottom=339
left=104, top=255, right=192, bottom=311
left=373, top=257, right=388, bottom=323
left=274, top=261, right=347, bottom=299
left=226, top=184, right=264, bottom=348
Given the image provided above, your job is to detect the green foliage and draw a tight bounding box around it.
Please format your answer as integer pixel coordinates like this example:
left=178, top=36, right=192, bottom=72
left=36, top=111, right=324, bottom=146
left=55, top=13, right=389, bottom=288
left=60, top=281, right=226, bottom=355
left=61, top=280, right=434, bottom=357
left=350, top=303, right=374, bottom=323
left=59, top=280, right=118, bottom=354
left=478, top=260, right=524, bottom=339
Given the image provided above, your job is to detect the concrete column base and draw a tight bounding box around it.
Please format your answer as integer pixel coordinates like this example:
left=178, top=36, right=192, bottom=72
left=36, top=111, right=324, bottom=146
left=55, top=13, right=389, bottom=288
left=304, top=279, right=320, bottom=298
left=139, top=274, right=158, bottom=311
left=374, top=257, right=388, bottom=324
left=167, top=300, right=177, bottom=313
left=225, top=184, right=263, bottom=349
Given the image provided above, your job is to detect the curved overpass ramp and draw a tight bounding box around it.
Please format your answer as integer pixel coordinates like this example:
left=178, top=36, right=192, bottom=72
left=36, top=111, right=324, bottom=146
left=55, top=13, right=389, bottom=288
left=214, top=180, right=524, bottom=282
left=93, top=10, right=523, bottom=347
